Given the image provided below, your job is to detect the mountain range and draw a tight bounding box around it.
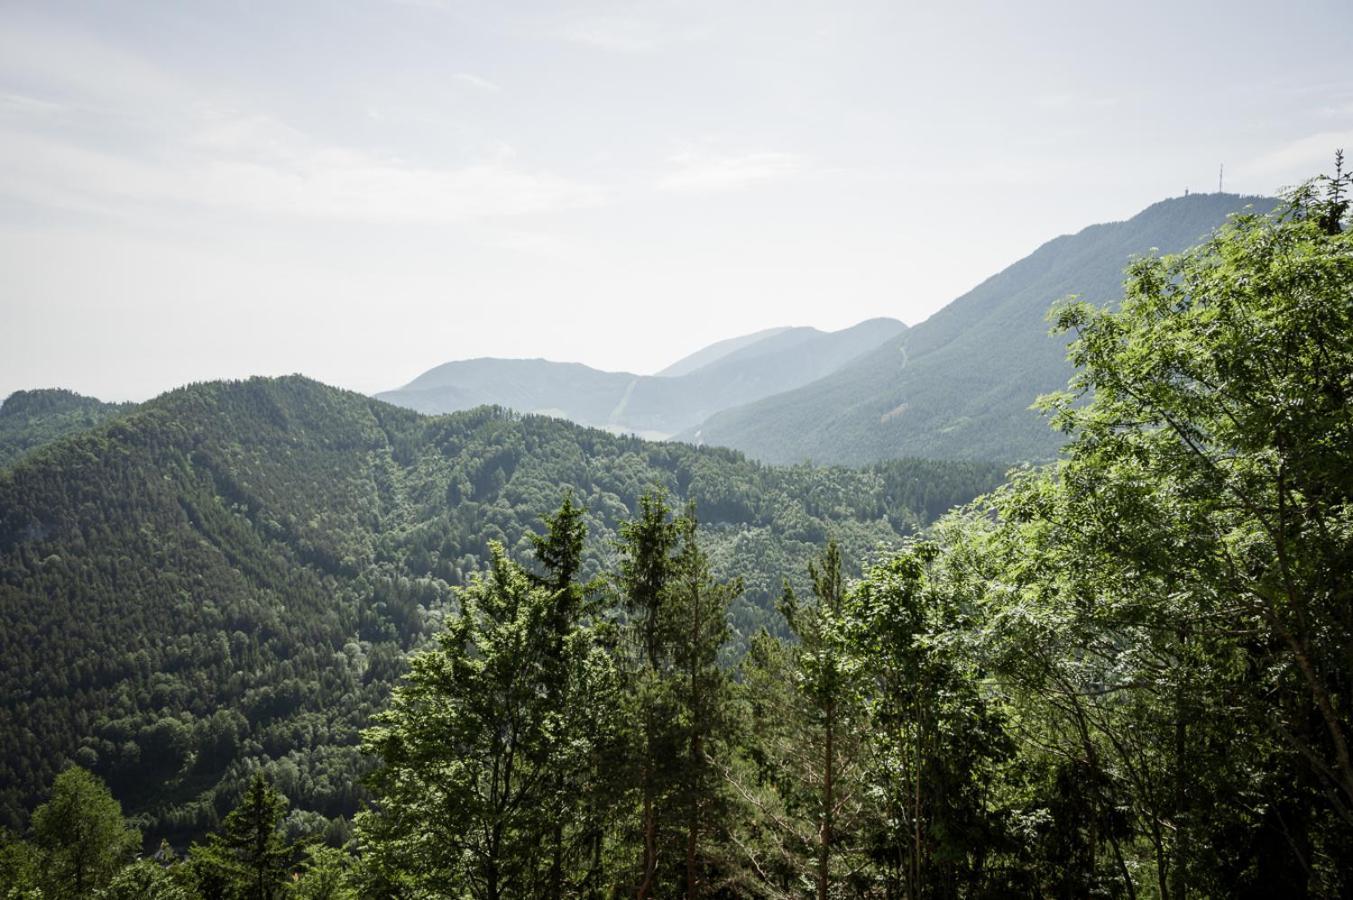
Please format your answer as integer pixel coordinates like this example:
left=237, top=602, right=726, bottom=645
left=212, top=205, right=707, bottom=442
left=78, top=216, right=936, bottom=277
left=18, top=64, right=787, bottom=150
left=376, top=318, right=906, bottom=439
left=381, top=192, right=1271, bottom=465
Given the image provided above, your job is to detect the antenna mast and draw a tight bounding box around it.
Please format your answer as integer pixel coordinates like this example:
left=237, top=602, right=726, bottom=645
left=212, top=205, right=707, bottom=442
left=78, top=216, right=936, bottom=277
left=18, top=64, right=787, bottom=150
left=1219, top=163, right=1224, bottom=193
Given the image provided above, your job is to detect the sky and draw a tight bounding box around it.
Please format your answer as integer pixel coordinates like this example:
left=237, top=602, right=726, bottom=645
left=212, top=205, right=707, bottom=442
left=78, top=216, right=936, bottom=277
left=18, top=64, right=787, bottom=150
left=1, top=0, right=1350, bottom=402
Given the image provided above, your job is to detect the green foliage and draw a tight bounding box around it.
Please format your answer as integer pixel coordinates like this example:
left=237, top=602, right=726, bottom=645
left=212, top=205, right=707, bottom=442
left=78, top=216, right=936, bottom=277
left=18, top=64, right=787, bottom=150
left=186, top=773, right=295, bottom=900
left=0, top=376, right=999, bottom=845
left=29, top=766, right=141, bottom=897
left=850, top=546, right=1015, bottom=897
left=666, top=509, right=740, bottom=897
left=0, top=389, right=134, bottom=470
left=1020, top=172, right=1353, bottom=893
left=288, top=845, right=357, bottom=900
left=97, top=858, right=195, bottom=900
left=0, top=828, right=44, bottom=899
left=733, top=540, right=871, bottom=899
left=358, top=544, right=576, bottom=897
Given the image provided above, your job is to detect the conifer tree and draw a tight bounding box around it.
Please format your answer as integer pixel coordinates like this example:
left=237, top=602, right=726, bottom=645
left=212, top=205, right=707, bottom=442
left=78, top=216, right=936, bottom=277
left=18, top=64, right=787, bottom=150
left=617, top=491, right=683, bottom=898
left=529, top=492, right=629, bottom=898
left=530, top=493, right=588, bottom=899
left=188, top=772, right=294, bottom=900
left=668, top=508, right=739, bottom=899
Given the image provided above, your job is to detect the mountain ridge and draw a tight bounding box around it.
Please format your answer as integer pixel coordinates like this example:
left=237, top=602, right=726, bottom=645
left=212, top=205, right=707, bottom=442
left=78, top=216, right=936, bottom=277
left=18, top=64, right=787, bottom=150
left=656, top=325, right=796, bottom=377
left=686, top=193, right=1277, bottom=464
left=0, top=374, right=1002, bottom=840
left=0, top=388, right=135, bottom=469
left=377, top=316, right=906, bottom=438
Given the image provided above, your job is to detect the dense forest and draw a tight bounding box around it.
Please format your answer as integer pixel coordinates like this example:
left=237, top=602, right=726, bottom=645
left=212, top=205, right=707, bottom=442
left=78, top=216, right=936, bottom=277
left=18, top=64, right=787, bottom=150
left=0, top=375, right=1002, bottom=848
left=1, top=169, right=1350, bottom=898
left=0, top=389, right=135, bottom=469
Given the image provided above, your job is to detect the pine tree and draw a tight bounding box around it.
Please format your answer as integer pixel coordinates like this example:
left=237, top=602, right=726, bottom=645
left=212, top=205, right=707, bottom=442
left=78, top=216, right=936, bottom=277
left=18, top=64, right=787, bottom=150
left=529, top=492, right=620, bottom=899
left=618, top=491, right=683, bottom=898
left=668, top=508, right=738, bottom=899
left=188, top=772, right=294, bottom=900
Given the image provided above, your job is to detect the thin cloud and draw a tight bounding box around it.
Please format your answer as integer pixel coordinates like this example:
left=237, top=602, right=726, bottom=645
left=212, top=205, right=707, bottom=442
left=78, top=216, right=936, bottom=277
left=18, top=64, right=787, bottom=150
left=540, top=7, right=709, bottom=53
left=0, top=23, right=188, bottom=113
left=1032, top=91, right=1120, bottom=112
left=1235, top=131, right=1353, bottom=182
left=0, top=91, right=65, bottom=115
left=657, top=151, right=803, bottom=193
left=453, top=73, right=502, bottom=92
left=0, top=126, right=602, bottom=224
left=478, top=227, right=597, bottom=265
left=0, top=26, right=597, bottom=224
left=556, top=15, right=663, bottom=52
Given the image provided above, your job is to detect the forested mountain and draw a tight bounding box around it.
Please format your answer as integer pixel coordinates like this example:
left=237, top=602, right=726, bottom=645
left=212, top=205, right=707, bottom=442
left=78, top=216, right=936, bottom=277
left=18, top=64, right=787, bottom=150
left=0, top=388, right=134, bottom=468
left=687, top=193, right=1275, bottom=464
left=0, top=375, right=1000, bottom=845
left=376, top=317, right=905, bottom=438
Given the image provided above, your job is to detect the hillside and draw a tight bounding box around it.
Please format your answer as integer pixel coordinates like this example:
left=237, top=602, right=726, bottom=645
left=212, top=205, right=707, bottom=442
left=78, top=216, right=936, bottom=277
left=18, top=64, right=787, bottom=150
left=0, top=389, right=135, bottom=468
left=687, top=193, right=1275, bottom=464
left=0, top=375, right=1001, bottom=843
left=376, top=317, right=905, bottom=438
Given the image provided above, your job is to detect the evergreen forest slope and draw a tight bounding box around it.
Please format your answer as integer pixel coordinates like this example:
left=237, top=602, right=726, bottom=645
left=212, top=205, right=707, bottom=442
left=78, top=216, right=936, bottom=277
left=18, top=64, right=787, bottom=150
left=0, top=375, right=1000, bottom=842
left=688, top=193, right=1274, bottom=463
left=0, top=389, right=135, bottom=469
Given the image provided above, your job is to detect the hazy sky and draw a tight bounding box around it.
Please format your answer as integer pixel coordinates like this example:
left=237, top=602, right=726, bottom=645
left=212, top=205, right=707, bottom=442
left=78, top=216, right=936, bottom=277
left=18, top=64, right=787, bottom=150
left=2, top=0, right=1350, bottom=401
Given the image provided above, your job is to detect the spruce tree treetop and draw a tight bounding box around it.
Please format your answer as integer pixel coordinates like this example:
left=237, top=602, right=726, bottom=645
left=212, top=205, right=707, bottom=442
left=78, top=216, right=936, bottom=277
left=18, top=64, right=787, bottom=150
left=188, top=772, right=294, bottom=900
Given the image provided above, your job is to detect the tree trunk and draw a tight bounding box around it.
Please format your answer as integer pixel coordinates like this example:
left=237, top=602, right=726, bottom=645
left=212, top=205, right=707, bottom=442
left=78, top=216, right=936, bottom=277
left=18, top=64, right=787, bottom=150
left=1172, top=625, right=1189, bottom=900
left=818, top=698, right=834, bottom=900
left=551, top=821, right=564, bottom=900
left=637, top=786, right=656, bottom=900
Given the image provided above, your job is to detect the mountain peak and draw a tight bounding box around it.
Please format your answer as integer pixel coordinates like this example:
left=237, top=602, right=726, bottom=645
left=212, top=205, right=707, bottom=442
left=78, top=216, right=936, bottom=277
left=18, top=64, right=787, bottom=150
left=1, top=388, right=103, bottom=419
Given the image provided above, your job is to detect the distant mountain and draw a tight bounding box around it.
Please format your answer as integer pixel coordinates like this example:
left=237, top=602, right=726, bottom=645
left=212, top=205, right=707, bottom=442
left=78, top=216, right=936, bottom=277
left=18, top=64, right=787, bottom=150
left=0, top=375, right=1001, bottom=842
left=657, top=325, right=794, bottom=377
left=686, top=193, right=1275, bottom=464
left=0, top=388, right=134, bottom=468
left=376, top=317, right=906, bottom=438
